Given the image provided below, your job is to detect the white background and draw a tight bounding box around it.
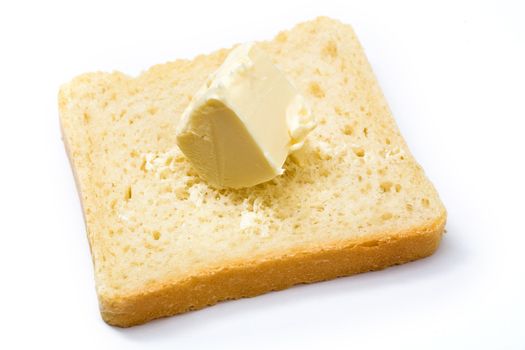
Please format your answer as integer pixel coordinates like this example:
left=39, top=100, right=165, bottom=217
left=1, top=0, right=524, bottom=349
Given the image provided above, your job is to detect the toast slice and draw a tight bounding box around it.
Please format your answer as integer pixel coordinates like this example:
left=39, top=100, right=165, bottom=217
left=59, top=17, right=446, bottom=327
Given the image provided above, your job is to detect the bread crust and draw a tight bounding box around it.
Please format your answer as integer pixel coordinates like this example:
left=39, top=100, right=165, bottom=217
left=100, top=213, right=445, bottom=327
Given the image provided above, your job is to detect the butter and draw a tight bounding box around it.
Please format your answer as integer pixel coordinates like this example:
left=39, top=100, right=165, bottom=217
left=176, top=43, right=315, bottom=189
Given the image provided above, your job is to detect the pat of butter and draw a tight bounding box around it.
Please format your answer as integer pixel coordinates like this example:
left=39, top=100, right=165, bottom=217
left=176, top=43, right=315, bottom=189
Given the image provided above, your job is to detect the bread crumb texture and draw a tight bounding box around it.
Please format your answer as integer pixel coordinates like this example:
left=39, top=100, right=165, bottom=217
left=59, top=17, right=446, bottom=326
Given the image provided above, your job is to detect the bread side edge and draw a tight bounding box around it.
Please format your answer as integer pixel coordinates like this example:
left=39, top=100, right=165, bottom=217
left=99, top=211, right=446, bottom=327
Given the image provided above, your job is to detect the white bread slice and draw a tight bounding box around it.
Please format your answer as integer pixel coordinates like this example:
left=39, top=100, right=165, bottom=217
left=59, top=17, right=446, bottom=327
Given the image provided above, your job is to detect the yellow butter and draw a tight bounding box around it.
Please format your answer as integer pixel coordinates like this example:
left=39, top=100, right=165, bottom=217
left=176, top=43, right=315, bottom=189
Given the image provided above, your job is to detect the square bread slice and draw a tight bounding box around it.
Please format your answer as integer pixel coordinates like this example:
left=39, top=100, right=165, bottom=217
left=59, top=17, right=446, bottom=327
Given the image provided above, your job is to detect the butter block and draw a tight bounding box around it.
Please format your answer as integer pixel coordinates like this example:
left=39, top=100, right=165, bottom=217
left=176, top=43, right=315, bottom=189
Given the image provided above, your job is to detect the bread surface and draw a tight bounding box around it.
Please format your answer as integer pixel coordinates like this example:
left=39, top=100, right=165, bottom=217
left=59, top=16, right=446, bottom=327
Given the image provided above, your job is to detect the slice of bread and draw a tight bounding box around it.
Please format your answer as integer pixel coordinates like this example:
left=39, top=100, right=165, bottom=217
left=59, top=16, right=446, bottom=327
